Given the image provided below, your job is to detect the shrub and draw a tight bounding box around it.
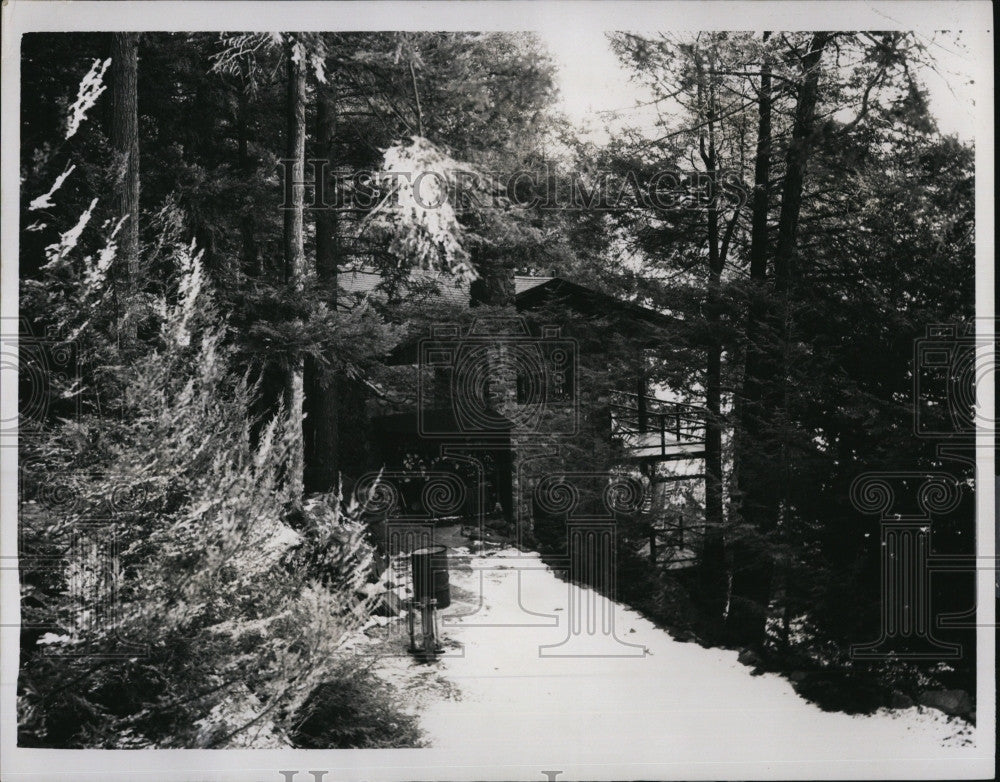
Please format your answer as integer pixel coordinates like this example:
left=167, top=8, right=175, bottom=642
left=291, top=666, right=424, bottom=749
left=18, top=152, right=417, bottom=745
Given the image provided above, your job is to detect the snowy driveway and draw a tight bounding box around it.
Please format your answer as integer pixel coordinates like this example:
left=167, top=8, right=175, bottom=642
left=372, top=543, right=991, bottom=780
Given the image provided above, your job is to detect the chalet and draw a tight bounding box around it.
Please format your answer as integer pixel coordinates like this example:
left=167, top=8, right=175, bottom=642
left=337, top=269, right=707, bottom=567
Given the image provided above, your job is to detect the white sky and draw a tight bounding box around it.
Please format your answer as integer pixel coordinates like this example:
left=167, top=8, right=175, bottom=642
left=538, top=29, right=980, bottom=143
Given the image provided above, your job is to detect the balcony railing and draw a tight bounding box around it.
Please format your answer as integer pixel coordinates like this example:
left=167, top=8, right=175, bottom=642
left=610, top=391, right=707, bottom=462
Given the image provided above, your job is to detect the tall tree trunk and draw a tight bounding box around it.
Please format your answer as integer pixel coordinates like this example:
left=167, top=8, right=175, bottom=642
left=728, top=31, right=831, bottom=646
left=696, top=49, right=729, bottom=620
left=701, top=229, right=728, bottom=619
left=304, top=86, right=341, bottom=493
left=773, top=33, right=832, bottom=290
left=728, top=32, right=778, bottom=644
left=110, top=32, right=139, bottom=348
left=237, top=89, right=259, bottom=276
left=191, top=79, right=217, bottom=273
left=284, top=37, right=308, bottom=505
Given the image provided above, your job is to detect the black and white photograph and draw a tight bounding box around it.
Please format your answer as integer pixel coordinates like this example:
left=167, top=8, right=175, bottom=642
left=0, top=2, right=994, bottom=780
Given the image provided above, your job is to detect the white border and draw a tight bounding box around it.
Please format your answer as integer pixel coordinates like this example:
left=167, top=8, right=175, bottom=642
left=1, top=2, right=994, bottom=780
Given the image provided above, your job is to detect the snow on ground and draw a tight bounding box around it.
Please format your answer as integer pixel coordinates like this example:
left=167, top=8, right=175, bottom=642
left=363, top=539, right=988, bottom=778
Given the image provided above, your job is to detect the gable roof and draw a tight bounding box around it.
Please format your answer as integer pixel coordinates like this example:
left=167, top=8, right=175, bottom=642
left=338, top=269, right=550, bottom=309
left=344, top=268, right=674, bottom=365
left=513, top=276, right=674, bottom=329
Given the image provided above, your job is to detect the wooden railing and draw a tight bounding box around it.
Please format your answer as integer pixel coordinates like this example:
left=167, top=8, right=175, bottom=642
left=610, top=391, right=707, bottom=460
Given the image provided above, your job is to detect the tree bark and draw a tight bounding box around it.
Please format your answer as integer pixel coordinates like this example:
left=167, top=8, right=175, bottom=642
left=696, top=47, right=729, bottom=620
left=738, top=30, right=774, bottom=449
left=773, top=33, right=832, bottom=290
left=237, top=89, right=260, bottom=276
left=728, top=32, right=831, bottom=646
left=284, top=37, right=308, bottom=505
left=727, top=32, right=778, bottom=644
left=110, top=32, right=140, bottom=347
left=304, top=85, right=341, bottom=493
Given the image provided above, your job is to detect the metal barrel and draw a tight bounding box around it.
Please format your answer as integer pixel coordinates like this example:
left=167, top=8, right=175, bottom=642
left=411, top=545, right=451, bottom=609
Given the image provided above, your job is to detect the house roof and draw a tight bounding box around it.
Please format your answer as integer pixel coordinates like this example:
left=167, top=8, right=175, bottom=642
left=513, top=276, right=674, bottom=329
left=338, top=269, right=668, bottom=321
left=338, top=269, right=551, bottom=309
left=342, top=268, right=673, bottom=365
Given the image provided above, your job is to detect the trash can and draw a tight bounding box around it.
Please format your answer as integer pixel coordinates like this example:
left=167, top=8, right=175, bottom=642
left=411, top=545, right=451, bottom=609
